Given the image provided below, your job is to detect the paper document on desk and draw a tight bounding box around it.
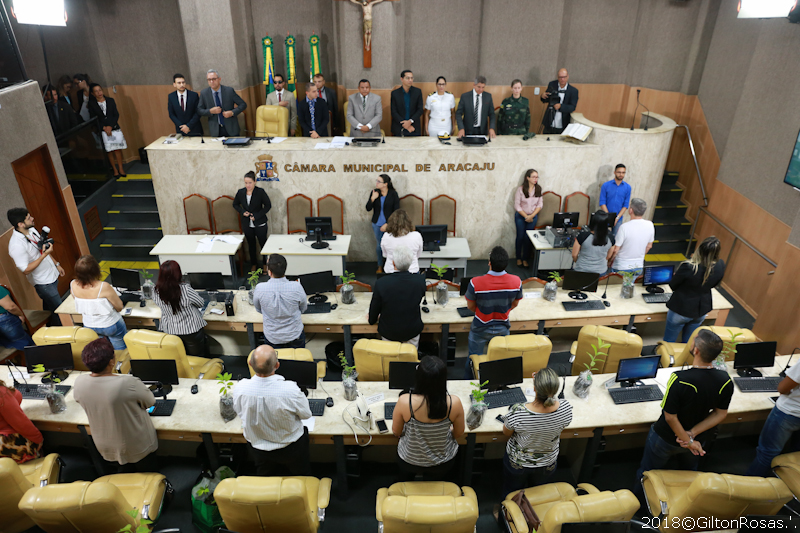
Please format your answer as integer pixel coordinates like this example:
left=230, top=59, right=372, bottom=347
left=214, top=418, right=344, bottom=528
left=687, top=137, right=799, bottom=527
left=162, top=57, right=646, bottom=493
left=331, top=136, right=352, bottom=148
left=302, top=418, right=315, bottom=431
left=525, top=292, right=542, bottom=299
left=267, top=137, right=287, bottom=144
left=214, top=235, right=241, bottom=245
left=314, top=143, right=331, bottom=149
left=195, top=239, right=214, bottom=253
left=561, top=123, right=592, bottom=142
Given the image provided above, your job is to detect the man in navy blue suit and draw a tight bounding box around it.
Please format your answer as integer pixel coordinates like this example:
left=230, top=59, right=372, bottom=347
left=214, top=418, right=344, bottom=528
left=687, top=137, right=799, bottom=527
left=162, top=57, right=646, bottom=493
left=296, top=82, right=329, bottom=138
left=168, top=73, right=202, bottom=136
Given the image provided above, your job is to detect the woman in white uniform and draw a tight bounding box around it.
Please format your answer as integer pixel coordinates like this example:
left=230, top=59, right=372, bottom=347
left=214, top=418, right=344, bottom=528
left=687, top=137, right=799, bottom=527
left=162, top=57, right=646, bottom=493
left=424, top=76, right=456, bottom=137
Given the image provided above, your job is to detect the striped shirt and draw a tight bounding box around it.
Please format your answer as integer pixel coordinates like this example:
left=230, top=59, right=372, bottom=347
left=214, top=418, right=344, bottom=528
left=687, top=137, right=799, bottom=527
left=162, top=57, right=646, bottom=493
left=503, top=400, right=573, bottom=468
left=232, top=374, right=312, bottom=451
left=153, top=284, right=207, bottom=336
left=397, top=395, right=459, bottom=467
left=253, top=277, right=308, bottom=344
left=464, top=270, right=522, bottom=327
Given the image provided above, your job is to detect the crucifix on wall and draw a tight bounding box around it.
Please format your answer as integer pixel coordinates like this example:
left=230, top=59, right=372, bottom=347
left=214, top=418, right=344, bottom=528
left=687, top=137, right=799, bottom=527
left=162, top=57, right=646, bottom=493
left=347, top=0, right=389, bottom=68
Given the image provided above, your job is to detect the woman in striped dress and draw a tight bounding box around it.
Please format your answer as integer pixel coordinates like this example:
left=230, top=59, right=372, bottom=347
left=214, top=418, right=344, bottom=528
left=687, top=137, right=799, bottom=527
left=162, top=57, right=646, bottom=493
left=152, top=260, right=209, bottom=356
left=500, top=367, right=573, bottom=496
left=392, top=356, right=465, bottom=481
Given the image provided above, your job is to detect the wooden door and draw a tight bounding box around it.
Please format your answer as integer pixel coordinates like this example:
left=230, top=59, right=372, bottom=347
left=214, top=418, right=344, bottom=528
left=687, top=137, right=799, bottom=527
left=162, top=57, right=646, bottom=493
left=12, top=146, right=81, bottom=295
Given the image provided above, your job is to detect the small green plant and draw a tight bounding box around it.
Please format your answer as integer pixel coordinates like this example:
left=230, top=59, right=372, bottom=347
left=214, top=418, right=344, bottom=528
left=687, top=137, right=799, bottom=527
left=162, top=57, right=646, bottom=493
left=714, top=330, right=744, bottom=367
left=117, top=509, right=152, bottom=533
left=139, top=269, right=153, bottom=280
left=431, top=263, right=450, bottom=280
left=547, top=271, right=563, bottom=283
left=247, top=268, right=262, bottom=290
left=339, top=270, right=356, bottom=285
left=32, top=363, right=61, bottom=383
left=470, top=380, right=489, bottom=404
left=217, top=372, right=233, bottom=397
left=619, top=268, right=641, bottom=285
left=584, top=337, right=610, bottom=376
left=197, top=486, right=210, bottom=497
left=339, top=352, right=356, bottom=378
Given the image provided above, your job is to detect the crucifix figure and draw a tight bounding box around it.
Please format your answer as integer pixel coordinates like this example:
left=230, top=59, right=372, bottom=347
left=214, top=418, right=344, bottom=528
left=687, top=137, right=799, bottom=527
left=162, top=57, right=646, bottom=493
left=349, top=0, right=384, bottom=52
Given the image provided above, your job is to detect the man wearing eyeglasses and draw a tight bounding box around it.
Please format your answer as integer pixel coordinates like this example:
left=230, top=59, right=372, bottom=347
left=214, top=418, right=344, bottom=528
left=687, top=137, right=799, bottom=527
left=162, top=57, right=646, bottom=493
left=197, top=69, right=247, bottom=137
left=265, top=74, right=297, bottom=137
left=540, top=68, right=578, bottom=134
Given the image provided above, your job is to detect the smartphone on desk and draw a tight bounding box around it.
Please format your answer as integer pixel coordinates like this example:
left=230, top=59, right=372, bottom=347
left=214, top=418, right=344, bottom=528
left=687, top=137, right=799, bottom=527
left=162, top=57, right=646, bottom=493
left=122, top=308, right=133, bottom=316
left=376, top=419, right=389, bottom=434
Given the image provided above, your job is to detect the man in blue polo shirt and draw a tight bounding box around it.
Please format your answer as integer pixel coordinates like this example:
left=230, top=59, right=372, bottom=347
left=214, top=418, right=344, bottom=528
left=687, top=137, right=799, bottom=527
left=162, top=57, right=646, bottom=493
left=599, top=164, right=631, bottom=236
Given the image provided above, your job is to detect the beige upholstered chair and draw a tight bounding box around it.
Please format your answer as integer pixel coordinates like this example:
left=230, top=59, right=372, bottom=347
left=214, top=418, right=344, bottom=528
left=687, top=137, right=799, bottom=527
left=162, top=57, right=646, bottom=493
left=536, top=191, right=562, bottom=229
left=0, top=454, right=62, bottom=533
left=429, top=194, right=456, bottom=235
left=255, top=104, right=289, bottom=137
left=247, top=348, right=326, bottom=380
left=353, top=339, right=419, bottom=381
left=376, top=482, right=479, bottom=533
left=399, top=194, right=425, bottom=226
left=33, top=326, right=130, bottom=373
left=564, top=191, right=591, bottom=228
left=124, top=329, right=223, bottom=380
left=772, top=451, right=800, bottom=501
left=470, top=334, right=552, bottom=379
left=287, top=194, right=313, bottom=234
left=569, top=325, right=643, bottom=375
left=317, top=194, right=344, bottom=234
left=183, top=193, right=213, bottom=234
left=211, top=195, right=241, bottom=234
left=655, top=326, right=758, bottom=368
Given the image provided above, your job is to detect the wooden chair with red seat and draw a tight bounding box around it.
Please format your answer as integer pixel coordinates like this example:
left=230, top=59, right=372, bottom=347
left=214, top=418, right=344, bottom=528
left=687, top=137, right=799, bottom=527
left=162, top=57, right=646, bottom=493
left=336, top=280, right=372, bottom=292
left=564, top=191, right=591, bottom=228
left=183, top=194, right=213, bottom=234
left=399, top=194, right=425, bottom=226
left=287, top=194, right=313, bottom=234
left=317, top=194, right=344, bottom=235
left=536, top=191, right=562, bottom=229
left=429, top=194, right=457, bottom=236
left=211, top=195, right=244, bottom=275
left=521, top=277, right=549, bottom=290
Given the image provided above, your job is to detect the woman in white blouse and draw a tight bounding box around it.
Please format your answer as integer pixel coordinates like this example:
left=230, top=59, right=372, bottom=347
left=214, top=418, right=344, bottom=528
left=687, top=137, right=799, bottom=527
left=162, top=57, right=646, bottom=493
left=70, top=255, right=127, bottom=349
left=381, top=210, right=423, bottom=273
left=424, top=77, right=456, bottom=137
left=513, top=169, right=544, bottom=267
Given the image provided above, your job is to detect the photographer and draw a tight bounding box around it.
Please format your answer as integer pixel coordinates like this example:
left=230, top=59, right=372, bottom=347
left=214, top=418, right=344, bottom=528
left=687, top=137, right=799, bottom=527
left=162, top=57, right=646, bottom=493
left=6, top=208, right=65, bottom=325
left=540, top=68, right=579, bottom=134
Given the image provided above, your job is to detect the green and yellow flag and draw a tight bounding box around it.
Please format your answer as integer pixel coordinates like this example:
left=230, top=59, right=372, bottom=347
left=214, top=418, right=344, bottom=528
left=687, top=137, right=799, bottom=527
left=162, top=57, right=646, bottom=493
left=309, top=34, right=321, bottom=79
left=262, top=36, right=276, bottom=98
left=285, top=34, right=297, bottom=99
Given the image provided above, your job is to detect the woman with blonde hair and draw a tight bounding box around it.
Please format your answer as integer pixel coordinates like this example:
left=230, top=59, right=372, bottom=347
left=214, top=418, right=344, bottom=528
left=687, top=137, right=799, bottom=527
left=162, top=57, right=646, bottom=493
left=380, top=209, right=423, bottom=273
left=663, top=236, right=725, bottom=342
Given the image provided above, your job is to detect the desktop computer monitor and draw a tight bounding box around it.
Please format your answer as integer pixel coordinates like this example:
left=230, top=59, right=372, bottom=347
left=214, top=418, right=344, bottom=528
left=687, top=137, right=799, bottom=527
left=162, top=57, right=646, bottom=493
left=298, top=270, right=336, bottom=304
left=562, top=270, right=600, bottom=300
left=733, top=341, right=777, bottom=377
left=130, top=359, right=180, bottom=396
left=417, top=224, right=448, bottom=251
left=305, top=217, right=334, bottom=244
left=480, top=357, right=523, bottom=391
left=276, top=359, right=318, bottom=393
left=110, top=268, right=141, bottom=291
left=189, top=272, right=225, bottom=291
left=552, top=212, right=580, bottom=230
left=388, top=361, right=417, bottom=391
left=460, top=277, right=473, bottom=296
left=642, top=265, right=674, bottom=289
left=589, top=211, right=616, bottom=229
left=615, top=356, right=660, bottom=387
left=25, top=344, right=74, bottom=382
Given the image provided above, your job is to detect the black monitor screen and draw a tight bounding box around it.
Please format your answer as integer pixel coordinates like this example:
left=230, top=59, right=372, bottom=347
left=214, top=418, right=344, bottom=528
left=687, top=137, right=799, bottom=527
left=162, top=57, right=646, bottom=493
left=553, top=212, right=580, bottom=229
left=642, top=265, right=674, bottom=286
left=733, top=342, right=777, bottom=370
left=616, top=356, right=660, bottom=383
left=110, top=268, right=141, bottom=291
left=417, top=224, right=448, bottom=246
left=130, top=360, right=180, bottom=385
left=560, top=523, right=630, bottom=533
left=562, top=270, right=599, bottom=292
left=460, top=277, right=473, bottom=296
left=389, top=361, right=417, bottom=390
left=784, top=129, right=800, bottom=190
left=306, top=217, right=334, bottom=239
left=480, top=357, right=523, bottom=391
left=189, top=272, right=225, bottom=291
left=25, top=344, right=74, bottom=373
left=276, top=359, right=317, bottom=389
left=298, top=271, right=336, bottom=295
left=589, top=211, right=616, bottom=228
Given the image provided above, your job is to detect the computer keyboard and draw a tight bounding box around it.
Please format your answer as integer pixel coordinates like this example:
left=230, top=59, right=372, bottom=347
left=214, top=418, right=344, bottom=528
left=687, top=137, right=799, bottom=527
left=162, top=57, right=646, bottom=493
left=148, top=399, right=176, bottom=417
left=384, top=402, right=396, bottom=420
left=643, top=293, right=672, bottom=304
left=119, top=291, right=142, bottom=304
left=422, top=242, right=441, bottom=252
left=18, top=383, right=71, bottom=400
left=308, top=399, right=326, bottom=416
left=734, top=376, right=782, bottom=393
left=474, top=387, right=528, bottom=410
left=303, top=302, right=332, bottom=314
left=562, top=300, right=607, bottom=312
left=608, top=385, right=663, bottom=405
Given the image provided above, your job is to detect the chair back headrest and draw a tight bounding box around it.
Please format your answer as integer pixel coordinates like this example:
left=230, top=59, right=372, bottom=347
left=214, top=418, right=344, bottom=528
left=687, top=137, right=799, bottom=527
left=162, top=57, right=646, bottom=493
left=214, top=477, right=315, bottom=533
left=256, top=105, right=289, bottom=136
left=540, top=490, right=639, bottom=533
left=772, top=451, right=800, bottom=495
left=123, top=329, right=191, bottom=378
left=675, top=327, right=758, bottom=366
left=353, top=339, right=419, bottom=381
left=573, top=325, right=642, bottom=375
left=33, top=326, right=99, bottom=371
left=247, top=348, right=314, bottom=377
left=674, top=473, right=792, bottom=520
left=487, top=334, right=552, bottom=375
left=0, top=457, right=35, bottom=530
left=381, top=483, right=478, bottom=533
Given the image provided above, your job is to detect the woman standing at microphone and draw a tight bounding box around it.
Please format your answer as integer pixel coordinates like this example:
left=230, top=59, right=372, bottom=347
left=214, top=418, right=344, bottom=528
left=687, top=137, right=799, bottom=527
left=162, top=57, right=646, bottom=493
left=233, top=171, right=272, bottom=272
left=365, top=174, right=399, bottom=273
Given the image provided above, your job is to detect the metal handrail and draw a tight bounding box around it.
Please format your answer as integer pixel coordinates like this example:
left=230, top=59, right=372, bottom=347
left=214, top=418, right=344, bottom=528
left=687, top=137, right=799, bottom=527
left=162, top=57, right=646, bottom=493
left=687, top=206, right=777, bottom=270
left=677, top=125, right=708, bottom=208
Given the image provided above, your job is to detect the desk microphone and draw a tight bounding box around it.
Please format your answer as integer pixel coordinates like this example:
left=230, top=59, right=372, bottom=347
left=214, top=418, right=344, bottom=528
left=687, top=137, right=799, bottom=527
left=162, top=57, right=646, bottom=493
left=568, top=276, right=603, bottom=300
left=244, top=129, right=273, bottom=143
left=558, top=376, right=566, bottom=399
left=6, top=361, right=27, bottom=387
left=601, top=272, right=613, bottom=301
left=780, top=347, right=800, bottom=378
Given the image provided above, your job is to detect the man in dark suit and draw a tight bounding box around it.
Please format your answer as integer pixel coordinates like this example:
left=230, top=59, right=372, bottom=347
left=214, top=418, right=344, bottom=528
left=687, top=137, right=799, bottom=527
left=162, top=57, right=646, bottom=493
left=167, top=73, right=202, bottom=136
left=197, top=69, right=247, bottom=137
left=232, top=171, right=272, bottom=270
left=43, top=84, right=79, bottom=136
left=297, top=83, right=329, bottom=138
left=313, top=73, right=339, bottom=136
left=456, top=75, right=497, bottom=139
left=540, top=68, right=579, bottom=134
left=390, top=70, right=423, bottom=137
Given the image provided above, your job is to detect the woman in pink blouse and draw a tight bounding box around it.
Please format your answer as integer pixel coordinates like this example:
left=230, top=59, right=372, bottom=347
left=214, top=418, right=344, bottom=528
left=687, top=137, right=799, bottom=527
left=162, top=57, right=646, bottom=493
left=514, top=169, right=543, bottom=267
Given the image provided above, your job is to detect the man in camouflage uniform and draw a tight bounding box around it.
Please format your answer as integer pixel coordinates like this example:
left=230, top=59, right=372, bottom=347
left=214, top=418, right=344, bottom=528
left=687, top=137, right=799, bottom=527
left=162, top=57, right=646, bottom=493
left=498, top=79, right=531, bottom=135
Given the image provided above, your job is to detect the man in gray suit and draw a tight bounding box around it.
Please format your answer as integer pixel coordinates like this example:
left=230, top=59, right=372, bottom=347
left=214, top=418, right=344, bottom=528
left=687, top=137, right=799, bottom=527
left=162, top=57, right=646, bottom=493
left=456, top=75, right=496, bottom=139
left=197, top=69, right=247, bottom=137
left=265, top=73, right=297, bottom=136
left=346, top=79, right=382, bottom=138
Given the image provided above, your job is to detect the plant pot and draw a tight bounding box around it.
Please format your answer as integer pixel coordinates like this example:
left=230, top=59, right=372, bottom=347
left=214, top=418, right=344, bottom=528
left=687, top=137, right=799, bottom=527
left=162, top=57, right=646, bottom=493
left=572, top=370, right=593, bottom=399
left=466, top=401, right=488, bottom=430
left=712, top=354, right=727, bottom=371
left=620, top=282, right=634, bottom=299
left=543, top=281, right=558, bottom=302
left=341, top=283, right=356, bottom=305
left=45, top=384, right=67, bottom=414
left=436, top=281, right=449, bottom=307
left=219, top=395, right=236, bottom=423
left=141, top=278, right=155, bottom=300
left=248, top=289, right=255, bottom=305
left=343, top=372, right=359, bottom=401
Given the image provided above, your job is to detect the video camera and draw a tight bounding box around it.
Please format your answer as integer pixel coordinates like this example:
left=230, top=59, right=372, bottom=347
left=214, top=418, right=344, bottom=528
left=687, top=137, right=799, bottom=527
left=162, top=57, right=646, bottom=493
left=37, top=226, right=54, bottom=252
left=545, top=89, right=561, bottom=106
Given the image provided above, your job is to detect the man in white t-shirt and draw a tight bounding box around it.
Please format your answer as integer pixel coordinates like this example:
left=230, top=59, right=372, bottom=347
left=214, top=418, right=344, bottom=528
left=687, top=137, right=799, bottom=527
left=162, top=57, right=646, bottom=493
left=608, top=198, right=654, bottom=273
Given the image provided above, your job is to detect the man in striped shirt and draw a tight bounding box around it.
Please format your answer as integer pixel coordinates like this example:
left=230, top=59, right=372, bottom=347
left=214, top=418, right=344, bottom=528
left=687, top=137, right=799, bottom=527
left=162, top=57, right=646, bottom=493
left=464, top=246, right=522, bottom=378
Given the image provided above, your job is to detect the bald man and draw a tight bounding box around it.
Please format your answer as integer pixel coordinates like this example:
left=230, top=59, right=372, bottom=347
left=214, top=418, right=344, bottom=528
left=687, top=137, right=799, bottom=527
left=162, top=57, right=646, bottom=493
left=232, top=345, right=312, bottom=475
left=540, top=68, right=579, bottom=134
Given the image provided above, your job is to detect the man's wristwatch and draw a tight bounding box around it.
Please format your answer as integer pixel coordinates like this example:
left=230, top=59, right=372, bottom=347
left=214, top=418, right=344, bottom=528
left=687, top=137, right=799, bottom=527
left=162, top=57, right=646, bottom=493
left=55, top=262, right=61, bottom=267
left=688, top=436, right=694, bottom=445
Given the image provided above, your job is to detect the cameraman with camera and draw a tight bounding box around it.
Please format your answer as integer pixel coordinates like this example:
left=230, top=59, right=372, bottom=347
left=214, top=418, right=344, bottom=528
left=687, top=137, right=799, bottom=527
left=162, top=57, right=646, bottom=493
left=540, top=68, right=579, bottom=134
left=7, top=208, right=65, bottom=325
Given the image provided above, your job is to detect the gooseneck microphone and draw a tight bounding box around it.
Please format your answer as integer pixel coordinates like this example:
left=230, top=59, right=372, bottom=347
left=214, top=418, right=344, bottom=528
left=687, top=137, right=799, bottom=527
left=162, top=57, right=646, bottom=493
left=601, top=271, right=613, bottom=300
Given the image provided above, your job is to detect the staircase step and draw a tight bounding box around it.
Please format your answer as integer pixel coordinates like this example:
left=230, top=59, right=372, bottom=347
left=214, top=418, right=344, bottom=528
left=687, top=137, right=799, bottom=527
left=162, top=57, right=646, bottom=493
left=650, top=241, right=691, bottom=255
left=114, top=180, right=154, bottom=195
left=654, top=225, right=692, bottom=242
left=653, top=209, right=689, bottom=224
left=655, top=199, right=688, bottom=209
left=109, top=196, right=157, bottom=210
left=662, top=172, right=679, bottom=187
left=97, top=248, right=154, bottom=262
left=656, top=189, right=683, bottom=204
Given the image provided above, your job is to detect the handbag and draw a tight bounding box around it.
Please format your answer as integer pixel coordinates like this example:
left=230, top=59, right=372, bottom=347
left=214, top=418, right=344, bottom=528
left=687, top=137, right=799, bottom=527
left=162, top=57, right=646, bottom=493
left=509, top=490, right=541, bottom=532
left=102, top=128, right=127, bottom=151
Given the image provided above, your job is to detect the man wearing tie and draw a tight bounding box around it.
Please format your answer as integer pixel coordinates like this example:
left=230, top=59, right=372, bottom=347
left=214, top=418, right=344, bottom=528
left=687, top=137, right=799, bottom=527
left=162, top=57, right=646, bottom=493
left=197, top=69, right=247, bottom=137
left=296, top=83, right=329, bottom=138
left=265, top=73, right=297, bottom=137
left=455, top=75, right=497, bottom=139
left=346, top=79, right=382, bottom=138
left=540, top=68, right=579, bottom=134
left=167, top=74, right=202, bottom=136
left=313, top=73, right=339, bottom=136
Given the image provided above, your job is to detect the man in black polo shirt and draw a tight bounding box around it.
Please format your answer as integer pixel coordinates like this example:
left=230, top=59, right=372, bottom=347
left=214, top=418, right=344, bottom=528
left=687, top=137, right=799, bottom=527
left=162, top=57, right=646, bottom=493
left=633, top=329, right=731, bottom=501
left=368, top=246, right=426, bottom=347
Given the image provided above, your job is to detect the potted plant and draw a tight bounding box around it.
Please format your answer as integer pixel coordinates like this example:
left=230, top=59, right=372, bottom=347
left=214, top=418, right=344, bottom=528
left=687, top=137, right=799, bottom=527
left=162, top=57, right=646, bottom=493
left=247, top=268, right=262, bottom=305
left=572, top=337, right=609, bottom=399
left=467, top=380, right=489, bottom=430
left=618, top=268, right=640, bottom=299
left=32, top=363, right=66, bottom=413
left=217, top=372, right=236, bottom=422
left=340, top=352, right=358, bottom=401
left=339, top=270, right=357, bottom=305
left=139, top=269, right=154, bottom=300
left=117, top=509, right=152, bottom=533
left=431, top=263, right=450, bottom=307
left=543, top=271, right=562, bottom=302
left=713, top=330, right=743, bottom=371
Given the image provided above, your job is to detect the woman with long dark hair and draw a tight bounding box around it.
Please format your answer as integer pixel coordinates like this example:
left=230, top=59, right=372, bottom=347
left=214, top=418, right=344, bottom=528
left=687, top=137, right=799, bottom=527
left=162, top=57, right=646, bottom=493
left=232, top=171, right=272, bottom=271
left=572, top=210, right=614, bottom=275
left=88, top=83, right=126, bottom=178
left=663, top=236, right=725, bottom=342
left=513, top=169, right=543, bottom=267
left=71, top=255, right=127, bottom=349
left=366, top=174, right=399, bottom=273
left=392, top=356, right=464, bottom=481
left=152, top=260, right=208, bottom=356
